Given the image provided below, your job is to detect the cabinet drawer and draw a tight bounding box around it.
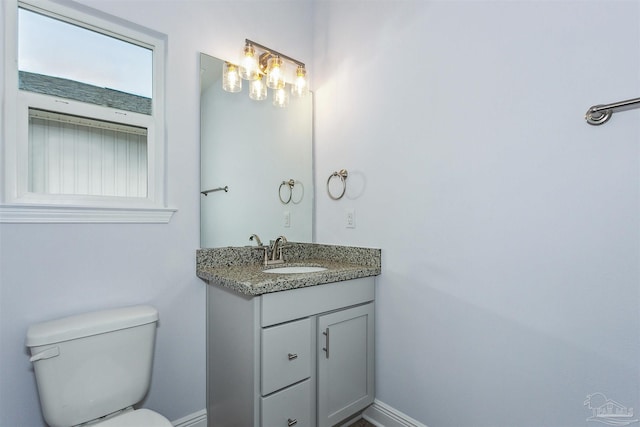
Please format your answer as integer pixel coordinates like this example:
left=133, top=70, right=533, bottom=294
left=261, top=277, right=375, bottom=327
left=262, top=318, right=312, bottom=396
left=262, top=379, right=311, bottom=427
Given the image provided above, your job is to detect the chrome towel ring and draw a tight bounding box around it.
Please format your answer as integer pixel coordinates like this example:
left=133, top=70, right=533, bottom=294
left=279, top=179, right=295, bottom=204
left=327, top=169, right=348, bottom=200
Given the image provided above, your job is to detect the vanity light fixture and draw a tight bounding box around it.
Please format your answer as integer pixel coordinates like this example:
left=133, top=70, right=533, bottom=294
left=292, top=65, right=309, bottom=98
left=222, top=39, right=309, bottom=107
left=249, top=75, right=267, bottom=101
left=222, top=62, right=241, bottom=93
left=239, top=43, right=259, bottom=80
left=266, top=56, right=285, bottom=89
left=273, top=86, right=289, bottom=108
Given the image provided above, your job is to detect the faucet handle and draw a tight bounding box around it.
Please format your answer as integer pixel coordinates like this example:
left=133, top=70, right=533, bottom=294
left=274, top=235, right=288, bottom=261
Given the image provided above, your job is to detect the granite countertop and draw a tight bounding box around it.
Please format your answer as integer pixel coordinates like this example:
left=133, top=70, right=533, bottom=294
left=196, top=243, right=381, bottom=296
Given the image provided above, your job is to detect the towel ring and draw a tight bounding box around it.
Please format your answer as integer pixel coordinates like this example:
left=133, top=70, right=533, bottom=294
left=327, top=169, right=348, bottom=200
left=279, top=179, right=295, bottom=204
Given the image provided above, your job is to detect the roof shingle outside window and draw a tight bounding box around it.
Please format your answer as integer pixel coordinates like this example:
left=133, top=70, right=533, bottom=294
left=19, top=71, right=152, bottom=115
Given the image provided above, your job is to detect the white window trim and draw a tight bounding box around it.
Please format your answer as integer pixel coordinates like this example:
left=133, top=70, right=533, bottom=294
left=1, top=0, right=175, bottom=223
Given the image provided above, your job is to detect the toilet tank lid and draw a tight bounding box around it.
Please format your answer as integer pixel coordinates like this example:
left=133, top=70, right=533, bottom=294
left=26, top=305, right=158, bottom=347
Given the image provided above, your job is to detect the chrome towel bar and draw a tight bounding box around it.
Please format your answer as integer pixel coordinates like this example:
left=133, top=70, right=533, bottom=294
left=201, top=186, right=228, bottom=196
left=585, top=97, right=640, bottom=125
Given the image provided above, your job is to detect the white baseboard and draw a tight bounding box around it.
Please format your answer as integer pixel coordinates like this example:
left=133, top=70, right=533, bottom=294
left=362, top=399, right=428, bottom=427
left=168, top=401, right=424, bottom=427
left=172, top=409, right=207, bottom=427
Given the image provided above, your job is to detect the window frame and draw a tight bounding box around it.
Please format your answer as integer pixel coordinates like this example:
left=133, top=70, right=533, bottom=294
left=1, top=0, right=175, bottom=223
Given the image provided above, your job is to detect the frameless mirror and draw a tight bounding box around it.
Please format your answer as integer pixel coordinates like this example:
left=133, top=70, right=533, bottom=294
left=200, top=53, right=313, bottom=248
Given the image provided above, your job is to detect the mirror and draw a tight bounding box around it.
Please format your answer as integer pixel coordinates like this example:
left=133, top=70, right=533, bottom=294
left=200, top=53, right=313, bottom=248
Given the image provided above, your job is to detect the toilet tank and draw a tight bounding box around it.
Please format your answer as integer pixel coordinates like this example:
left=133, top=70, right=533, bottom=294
left=26, top=305, right=159, bottom=427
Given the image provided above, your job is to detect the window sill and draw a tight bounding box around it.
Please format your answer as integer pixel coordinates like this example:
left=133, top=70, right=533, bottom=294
left=0, top=204, right=177, bottom=223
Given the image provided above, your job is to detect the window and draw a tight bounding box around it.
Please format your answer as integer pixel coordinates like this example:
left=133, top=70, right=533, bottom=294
left=1, top=0, right=174, bottom=223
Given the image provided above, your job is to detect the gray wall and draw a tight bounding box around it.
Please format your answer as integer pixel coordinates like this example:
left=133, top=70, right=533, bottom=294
left=0, top=1, right=313, bottom=426
left=313, top=1, right=640, bottom=426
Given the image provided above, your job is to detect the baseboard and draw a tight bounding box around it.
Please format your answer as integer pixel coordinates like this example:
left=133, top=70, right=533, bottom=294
left=362, top=399, right=427, bottom=427
left=172, top=409, right=207, bottom=427
left=168, top=401, right=424, bottom=427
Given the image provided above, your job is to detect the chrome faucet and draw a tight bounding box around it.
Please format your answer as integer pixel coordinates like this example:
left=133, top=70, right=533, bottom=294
left=249, top=234, right=268, bottom=265
left=249, top=234, right=263, bottom=247
left=269, top=235, right=288, bottom=264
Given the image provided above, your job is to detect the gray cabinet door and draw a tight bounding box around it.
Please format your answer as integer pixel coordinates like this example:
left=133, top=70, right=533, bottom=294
left=317, top=303, right=374, bottom=427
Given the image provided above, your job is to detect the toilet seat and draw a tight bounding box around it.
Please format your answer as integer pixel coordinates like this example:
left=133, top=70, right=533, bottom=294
left=91, top=409, right=172, bottom=427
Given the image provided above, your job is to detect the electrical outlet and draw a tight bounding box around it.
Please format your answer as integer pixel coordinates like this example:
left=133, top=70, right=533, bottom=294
left=345, top=208, right=355, bottom=228
left=283, top=211, right=291, bottom=228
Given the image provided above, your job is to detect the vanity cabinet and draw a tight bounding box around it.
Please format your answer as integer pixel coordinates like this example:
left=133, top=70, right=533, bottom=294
left=206, top=277, right=375, bottom=427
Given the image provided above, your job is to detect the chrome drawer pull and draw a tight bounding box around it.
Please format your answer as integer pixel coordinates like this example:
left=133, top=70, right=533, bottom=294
left=322, top=328, right=330, bottom=359
left=288, top=353, right=298, bottom=360
left=287, top=418, right=298, bottom=426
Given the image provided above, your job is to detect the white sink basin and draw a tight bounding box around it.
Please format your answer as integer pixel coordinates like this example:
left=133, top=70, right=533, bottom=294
left=263, top=266, right=328, bottom=274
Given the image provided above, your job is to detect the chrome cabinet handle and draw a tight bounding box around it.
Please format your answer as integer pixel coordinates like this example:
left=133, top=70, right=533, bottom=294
left=288, top=353, right=298, bottom=360
left=322, top=328, right=329, bottom=359
left=288, top=418, right=298, bottom=426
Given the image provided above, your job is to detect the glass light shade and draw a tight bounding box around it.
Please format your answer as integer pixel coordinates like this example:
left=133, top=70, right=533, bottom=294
left=266, top=56, right=285, bottom=89
left=291, top=65, right=309, bottom=97
left=273, top=86, right=289, bottom=108
left=222, top=62, right=242, bottom=93
left=249, top=75, right=267, bottom=101
left=239, top=45, right=259, bottom=80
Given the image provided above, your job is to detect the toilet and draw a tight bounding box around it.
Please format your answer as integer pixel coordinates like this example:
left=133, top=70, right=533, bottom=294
left=25, top=305, right=172, bottom=427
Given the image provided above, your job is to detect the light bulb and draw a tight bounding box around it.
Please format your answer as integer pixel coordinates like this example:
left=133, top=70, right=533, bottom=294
left=239, top=44, right=259, bottom=81
left=273, top=86, right=289, bottom=108
left=266, top=56, right=285, bottom=89
left=291, top=65, right=309, bottom=97
left=249, top=75, right=267, bottom=101
left=222, top=62, right=241, bottom=93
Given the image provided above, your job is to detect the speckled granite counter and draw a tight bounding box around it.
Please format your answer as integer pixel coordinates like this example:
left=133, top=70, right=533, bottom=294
left=196, top=243, right=381, bottom=296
